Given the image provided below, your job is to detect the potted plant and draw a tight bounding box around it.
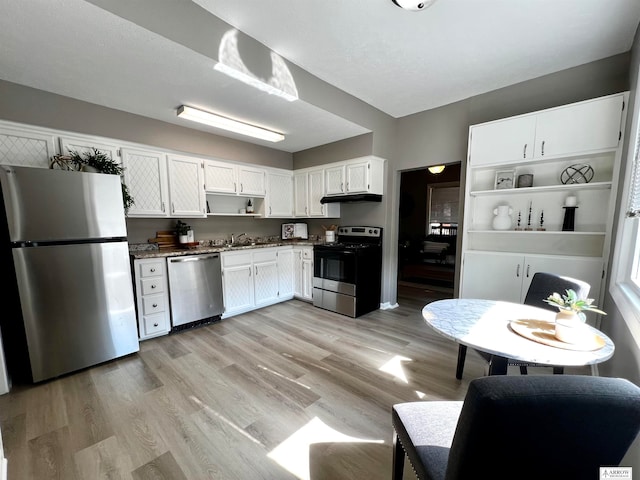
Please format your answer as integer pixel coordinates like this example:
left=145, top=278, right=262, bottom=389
left=175, top=220, right=190, bottom=244
left=59, top=148, right=135, bottom=213
left=544, top=289, right=606, bottom=343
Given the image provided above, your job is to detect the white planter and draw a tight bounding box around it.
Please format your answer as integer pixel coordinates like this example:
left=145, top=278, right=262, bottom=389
left=554, top=311, right=589, bottom=344
left=179, top=234, right=189, bottom=244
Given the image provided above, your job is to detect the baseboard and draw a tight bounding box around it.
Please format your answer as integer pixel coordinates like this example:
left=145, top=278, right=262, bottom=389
left=380, top=302, right=399, bottom=310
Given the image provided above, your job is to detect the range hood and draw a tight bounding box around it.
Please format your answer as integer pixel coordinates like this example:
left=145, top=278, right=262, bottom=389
left=320, top=194, right=382, bottom=204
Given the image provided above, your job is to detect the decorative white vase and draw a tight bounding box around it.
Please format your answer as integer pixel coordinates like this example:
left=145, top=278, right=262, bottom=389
left=554, top=310, right=589, bottom=344
left=179, top=234, right=189, bottom=244
left=492, top=205, right=513, bottom=230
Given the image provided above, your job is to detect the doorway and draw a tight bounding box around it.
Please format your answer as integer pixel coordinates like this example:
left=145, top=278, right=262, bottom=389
left=397, top=163, right=461, bottom=303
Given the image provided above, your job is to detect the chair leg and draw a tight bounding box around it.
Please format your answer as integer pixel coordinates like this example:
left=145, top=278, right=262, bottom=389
left=553, top=366, right=564, bottom=374
left=520, top=366, right=528, bottom=375
left=456, top=345, right=467, bottom=379
left=392, top=432, right=405, bottom=480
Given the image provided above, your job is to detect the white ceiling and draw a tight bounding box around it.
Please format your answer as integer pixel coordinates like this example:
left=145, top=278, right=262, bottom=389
left=1, top=0, right=639, bottom=153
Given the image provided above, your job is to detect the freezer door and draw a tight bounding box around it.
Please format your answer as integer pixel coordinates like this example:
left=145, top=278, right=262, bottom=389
left=0, top=165, right=127, bottom=242
left=12, top=241, right=139, bottom=382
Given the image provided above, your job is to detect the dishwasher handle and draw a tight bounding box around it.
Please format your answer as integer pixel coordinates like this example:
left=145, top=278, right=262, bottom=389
left=169, top=254, right=220, bottom=263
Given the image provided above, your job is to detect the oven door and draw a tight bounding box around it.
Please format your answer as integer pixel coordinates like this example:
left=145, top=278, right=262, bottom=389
left=313, top=247, right=357, bottom=285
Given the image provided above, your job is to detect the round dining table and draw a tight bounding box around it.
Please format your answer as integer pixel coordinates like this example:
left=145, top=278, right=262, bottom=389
left=422, top=298, right=615, bottom=376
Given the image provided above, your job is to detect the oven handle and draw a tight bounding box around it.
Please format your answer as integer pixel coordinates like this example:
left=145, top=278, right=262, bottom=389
left=314, top=249, right=357, bottom=256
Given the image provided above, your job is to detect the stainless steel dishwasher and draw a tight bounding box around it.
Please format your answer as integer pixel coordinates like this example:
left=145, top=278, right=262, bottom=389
left=167, top=253, right=224, bottom=329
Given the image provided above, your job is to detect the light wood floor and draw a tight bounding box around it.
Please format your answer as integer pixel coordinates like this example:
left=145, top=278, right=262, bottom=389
left=0, top=288, right=589, bottom=480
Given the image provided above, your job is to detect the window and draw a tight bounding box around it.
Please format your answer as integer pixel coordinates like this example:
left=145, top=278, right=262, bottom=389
left=611, top=72, right=640, bottom=343
left=427, top=183, right=459, bottom=235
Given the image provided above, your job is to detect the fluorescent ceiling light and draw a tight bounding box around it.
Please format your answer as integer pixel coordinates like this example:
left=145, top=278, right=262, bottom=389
left=428, top=165, right=445, bottom=174
left=177, top=105, right=285, bottom=143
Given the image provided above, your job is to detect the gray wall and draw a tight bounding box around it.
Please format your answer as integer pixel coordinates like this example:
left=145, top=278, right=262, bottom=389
left=0, top=80, right=292, bottom=169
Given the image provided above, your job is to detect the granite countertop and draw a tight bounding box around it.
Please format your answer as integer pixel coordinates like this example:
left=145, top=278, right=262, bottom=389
left=129, top=240, right=321, bottom=259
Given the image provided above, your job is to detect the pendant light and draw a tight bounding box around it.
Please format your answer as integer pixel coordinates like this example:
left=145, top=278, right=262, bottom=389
left=392, top=0, right=438, bottom=11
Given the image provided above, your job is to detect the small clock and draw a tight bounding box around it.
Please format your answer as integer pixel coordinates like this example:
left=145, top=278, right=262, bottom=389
left=494, top=170, right=515, bottom=190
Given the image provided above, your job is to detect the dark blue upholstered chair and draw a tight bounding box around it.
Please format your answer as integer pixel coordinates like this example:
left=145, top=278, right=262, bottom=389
left=456, top=272, right=591, bottom=378
left=392, top=375, right=640, bottom=480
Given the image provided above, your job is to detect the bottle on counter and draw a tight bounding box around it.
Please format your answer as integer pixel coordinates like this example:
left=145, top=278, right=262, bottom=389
left=246, top=198, right=254, bottom=214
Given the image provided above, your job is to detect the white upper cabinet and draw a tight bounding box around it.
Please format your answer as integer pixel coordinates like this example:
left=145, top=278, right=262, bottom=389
left=534, top=95, right=624, bottom=159
left=59, top=136, right=121, bottom=164
left=469, top=93, right=625, bottom=167
left=293, top=167, right=340, bottom=218
left=469, top=115, right=537, bottom=166
left=325, top=164, right=346, bottom=195
left=204, top=160, right=236, bottom=194
left=237, top=166, right=266, bottom=196
left=0, top=124, right=57, bottom=168
left=324, top=156, right=385, bottom=196
left=121, top=148, right=169, bottom=217
left=167, top=154, right=206, bottom=217
left=204, top=159, right=265, bottom=197
left=264, top=169, right=293, bottom=218
left=293, top=171, right=309, bottom=217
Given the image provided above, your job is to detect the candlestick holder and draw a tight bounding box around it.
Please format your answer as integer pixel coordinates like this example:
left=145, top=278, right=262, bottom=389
left=562, top=206, right=578, bottom=231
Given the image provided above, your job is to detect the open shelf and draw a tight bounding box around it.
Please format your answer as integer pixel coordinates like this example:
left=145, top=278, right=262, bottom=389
left=470, top=181, right=612, bottom=197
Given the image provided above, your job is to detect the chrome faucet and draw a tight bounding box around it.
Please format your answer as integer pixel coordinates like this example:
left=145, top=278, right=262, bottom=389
left=231, top=233, right=246, bottom=244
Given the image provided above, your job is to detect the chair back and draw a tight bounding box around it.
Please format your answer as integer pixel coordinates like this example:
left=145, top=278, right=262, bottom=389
left=445, top=375, right=640, bottom=480
left=524, top=272, right=590, bottom=311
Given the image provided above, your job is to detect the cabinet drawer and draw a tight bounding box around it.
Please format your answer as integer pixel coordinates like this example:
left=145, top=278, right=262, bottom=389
left=302, top=248, right=313, bottom=259
left=142, top=295, right=166, bottom=315
left=222, top=251, right=252, bottom=268
left=142, top=313, right=167, bottom=336
left=252, top=248, right=278, bottom=263
left=141, top=277, right=165, bottom=295
left=139, top=261, right=164, bottom=278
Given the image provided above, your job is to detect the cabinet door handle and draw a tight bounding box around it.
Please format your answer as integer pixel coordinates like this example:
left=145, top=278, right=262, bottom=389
left=341, top=182, right=344, bottom=192
left=516, top=264, right=520, bottom=278
left=171, top=202, right=175, bottom=213
left=269, top=206, right=272, bottom=215
left=541, top=140, right=545, bottom=156
left=153, top=322, right=159, bottom=327
left=151, top=284, right=157, bottom=289
left=305, top=206, right=308, bottom=215
left=523, top=143, right=527, bottom=158
left=234, top=182, right=237, bottom=193
left=150, top=268, right=156, bottom=273
left=240, top=183, right=244, bottom=193
left=526, top=265, right=530, bottom=278
left=161, top=202, right=165, bottom=212
left=255, top=266, right=258, bottom=276
left=152, top=303, right=158, bottom=308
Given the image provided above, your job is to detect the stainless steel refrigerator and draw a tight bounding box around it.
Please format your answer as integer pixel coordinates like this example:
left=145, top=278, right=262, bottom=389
left=0, top=165, right=139, bottom=384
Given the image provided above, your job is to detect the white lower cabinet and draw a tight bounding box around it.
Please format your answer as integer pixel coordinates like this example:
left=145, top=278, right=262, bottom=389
left=461, top=251, right=603, bottom=304
left=221, top=246, right=295, bottom=317
left=132, top=258, right=171, bottom=340
left=253, top=249, right=279, bottom=307
left=293, top=246, right=314, bottom=301
left=277, top=248, right=295, bottom=299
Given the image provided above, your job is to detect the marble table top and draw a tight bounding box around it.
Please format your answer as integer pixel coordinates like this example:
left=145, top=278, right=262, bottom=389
left=422, top=298, right=615, bottom=367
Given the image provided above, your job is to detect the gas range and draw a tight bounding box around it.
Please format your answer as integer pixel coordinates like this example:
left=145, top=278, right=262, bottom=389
left=312, top=226, right=383, bottom=317
left=315, top=226, right=382, bottom=252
